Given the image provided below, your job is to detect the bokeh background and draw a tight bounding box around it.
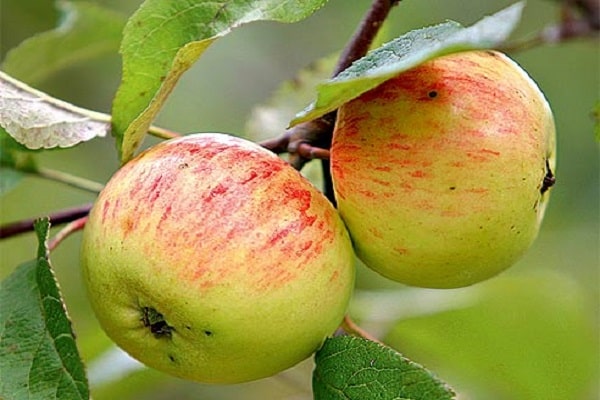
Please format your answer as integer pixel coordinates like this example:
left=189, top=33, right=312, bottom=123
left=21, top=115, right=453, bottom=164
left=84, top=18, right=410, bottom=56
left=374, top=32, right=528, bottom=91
left=1, top=0, right=598, bottom=399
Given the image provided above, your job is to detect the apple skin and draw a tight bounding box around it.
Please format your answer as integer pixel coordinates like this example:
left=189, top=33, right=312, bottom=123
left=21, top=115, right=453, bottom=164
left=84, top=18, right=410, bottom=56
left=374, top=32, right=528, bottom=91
left=80, top=133, right=355, bottom=383
left=331, top=50, right=556, bottom=289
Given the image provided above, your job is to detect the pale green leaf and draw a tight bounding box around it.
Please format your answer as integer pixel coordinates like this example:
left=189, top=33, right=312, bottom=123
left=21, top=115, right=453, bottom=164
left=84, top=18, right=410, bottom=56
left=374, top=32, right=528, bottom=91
left=1, top=1, right=126, bottom=85
left=0, top=218, right=89, bottom=400
left=0, top=71, right=110, bottom=149
left=313, top=335, right=455, bottom=400
left=111, top=0, right=329, bottom=163
left=292, top=2, right=524, bottom=125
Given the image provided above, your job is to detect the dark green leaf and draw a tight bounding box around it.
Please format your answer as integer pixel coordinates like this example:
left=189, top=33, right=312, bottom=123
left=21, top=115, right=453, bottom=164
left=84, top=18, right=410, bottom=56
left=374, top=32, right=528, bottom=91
left=111, top=0, right=329, bottom=163
left=0, top=219, right=89, bottom=400
left=313, top=335, right=455, bottom=400
left=292, top=2, right=524, bottom=125
left=1, top=1, right=126, bottom=85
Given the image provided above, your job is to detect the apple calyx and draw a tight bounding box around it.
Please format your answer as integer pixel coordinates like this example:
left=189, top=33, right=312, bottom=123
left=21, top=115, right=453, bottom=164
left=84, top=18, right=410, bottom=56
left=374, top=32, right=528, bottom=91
left=141, top=306, right=174, bottom=339
left=541, top=159, right=556, bottom=195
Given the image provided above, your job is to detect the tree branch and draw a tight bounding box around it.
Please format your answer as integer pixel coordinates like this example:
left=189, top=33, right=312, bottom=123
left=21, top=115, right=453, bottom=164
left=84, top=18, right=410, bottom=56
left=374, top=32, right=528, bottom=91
left=261, top=0, right=400, bottom=203
left=500, top=0, right=599, bottom=52
left=333, top=0, right=401, bottom=76
left=0, top=203, right=92, bottom=239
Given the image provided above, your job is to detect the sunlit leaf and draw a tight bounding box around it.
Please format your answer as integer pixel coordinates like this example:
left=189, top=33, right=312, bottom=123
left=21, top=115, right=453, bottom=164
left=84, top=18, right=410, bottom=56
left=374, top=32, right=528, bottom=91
left=112, top=0, right=329, bottom=163
left=0, top=71, right=110, bottom=149
left=292, top=2, right=524, bottom=125
left=313, top=335, right=455, bottom=400
left=0, top=218, right=89, bottom=400
left=1, top=1, right=126, bottom=85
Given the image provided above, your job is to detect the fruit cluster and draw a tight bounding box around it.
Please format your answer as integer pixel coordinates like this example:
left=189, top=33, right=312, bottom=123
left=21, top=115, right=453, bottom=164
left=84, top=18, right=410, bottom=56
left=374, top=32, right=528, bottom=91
left=81, top=50, right=555, bottom=383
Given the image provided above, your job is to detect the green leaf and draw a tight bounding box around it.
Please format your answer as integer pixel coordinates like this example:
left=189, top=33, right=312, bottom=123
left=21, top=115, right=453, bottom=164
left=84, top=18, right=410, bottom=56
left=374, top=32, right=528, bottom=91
left=291, top=2, right=524, bottom=125
left=0, top=71, right=111, bottom=149
left=313, top=335, right=455, bottom=400
left=1, top=1, right=126, bottom=85
left=0, top=218, right=89, bottom=400
left=111, top=0, right=329, bottom=163
left=385, top=272, right=599, bottom=400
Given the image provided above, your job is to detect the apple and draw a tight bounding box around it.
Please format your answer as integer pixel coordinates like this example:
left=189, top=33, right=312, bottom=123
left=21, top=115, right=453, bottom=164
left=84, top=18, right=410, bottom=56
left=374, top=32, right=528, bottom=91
left=331, top=50, right=556, bottom=288
left=80, top=133, right=355, bottom=383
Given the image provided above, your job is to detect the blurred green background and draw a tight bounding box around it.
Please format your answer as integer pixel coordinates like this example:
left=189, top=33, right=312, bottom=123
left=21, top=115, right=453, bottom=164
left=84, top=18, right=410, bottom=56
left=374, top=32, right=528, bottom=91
left=1, top=0, right=598, bottom=399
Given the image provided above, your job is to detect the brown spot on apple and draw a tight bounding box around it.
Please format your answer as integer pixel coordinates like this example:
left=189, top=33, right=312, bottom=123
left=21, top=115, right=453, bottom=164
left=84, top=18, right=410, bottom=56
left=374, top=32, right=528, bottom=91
left=393, top=247, right=409, bottom=255
left=121, top=217, right=135, bottom=236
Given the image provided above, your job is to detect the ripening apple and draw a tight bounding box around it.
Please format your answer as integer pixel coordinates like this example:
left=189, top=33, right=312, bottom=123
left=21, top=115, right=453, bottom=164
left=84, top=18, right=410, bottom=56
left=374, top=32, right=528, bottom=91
left=331, top=50, right=556, bottom=289
left=80, top=133, right=355, bottom=383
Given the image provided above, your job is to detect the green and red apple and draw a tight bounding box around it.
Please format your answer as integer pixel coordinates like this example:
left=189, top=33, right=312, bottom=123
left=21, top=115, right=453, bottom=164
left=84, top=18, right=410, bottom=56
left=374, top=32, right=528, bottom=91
left=331, top=50, right=556, bottom=288
left=81, top=133, right=355, bottom=383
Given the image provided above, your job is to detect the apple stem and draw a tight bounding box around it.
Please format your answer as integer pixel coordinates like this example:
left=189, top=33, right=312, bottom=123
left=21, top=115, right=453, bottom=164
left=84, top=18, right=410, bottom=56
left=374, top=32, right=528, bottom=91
left=341, top=314, right=383, bottom=345
left=48, top=216, right=88, bottom=251
left=0, top=203, right=92, bottom=239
